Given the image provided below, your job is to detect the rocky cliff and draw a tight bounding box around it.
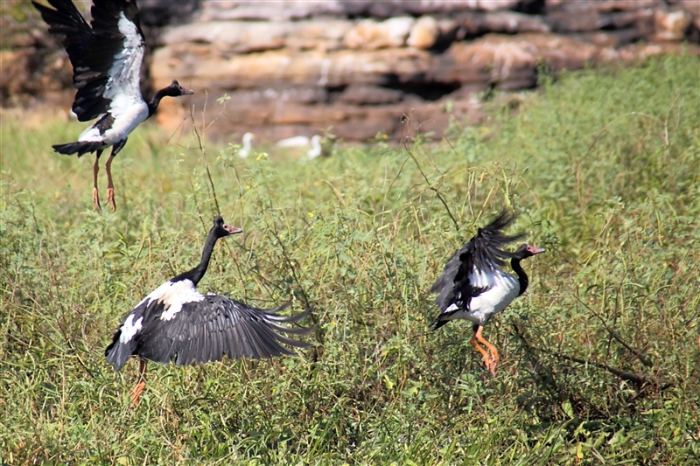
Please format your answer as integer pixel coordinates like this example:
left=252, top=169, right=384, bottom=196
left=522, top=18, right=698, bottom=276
left=3, top=0, right=699, bottom=141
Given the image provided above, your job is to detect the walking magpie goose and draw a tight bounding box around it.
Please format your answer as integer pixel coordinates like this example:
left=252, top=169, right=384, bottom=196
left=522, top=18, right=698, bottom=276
left=431, top=211, right=545, bottom=374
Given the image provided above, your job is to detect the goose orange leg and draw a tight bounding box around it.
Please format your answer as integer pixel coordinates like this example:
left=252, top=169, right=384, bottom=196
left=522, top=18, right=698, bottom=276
left=129, top=359, right=147, bottom=408
left=473, top=325, right=499, bottom=375
left=105, top=154, right=116, bottom=211
left=92, top=150, right=103, bottom=211
left=471, top=332, right=492, bottom=372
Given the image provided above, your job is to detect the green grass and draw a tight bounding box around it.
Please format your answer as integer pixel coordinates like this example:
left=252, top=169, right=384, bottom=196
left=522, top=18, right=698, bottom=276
left=2, top=55, right=700, bottom=464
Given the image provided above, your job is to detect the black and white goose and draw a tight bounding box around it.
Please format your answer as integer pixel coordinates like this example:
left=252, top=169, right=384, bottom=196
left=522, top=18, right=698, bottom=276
left=105, top=216, right=314, bottom=406
left=431, top=211, right=545, bottom=374
left=32, top=0, right=194, bottom=211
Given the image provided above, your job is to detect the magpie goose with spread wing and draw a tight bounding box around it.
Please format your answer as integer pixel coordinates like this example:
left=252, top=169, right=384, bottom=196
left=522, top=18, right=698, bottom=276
left=105, top=216, right=314, bottom=407
left=32, top=0, right=194, bottom=211
left=431, top=211, right=544, bottom=375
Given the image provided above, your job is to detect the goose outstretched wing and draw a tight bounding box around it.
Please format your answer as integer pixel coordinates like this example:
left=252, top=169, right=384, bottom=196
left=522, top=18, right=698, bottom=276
left=33, top=0, right=146, bottom=121
left=107, top=295, right=314, bottom=370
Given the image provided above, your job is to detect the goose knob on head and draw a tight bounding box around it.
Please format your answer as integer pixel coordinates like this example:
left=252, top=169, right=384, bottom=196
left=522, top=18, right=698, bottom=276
left=32, top=0, right=194, bottom=211
left=105, top=216, right=314, bottom=407
left=431, top=211, right=545, bottom=375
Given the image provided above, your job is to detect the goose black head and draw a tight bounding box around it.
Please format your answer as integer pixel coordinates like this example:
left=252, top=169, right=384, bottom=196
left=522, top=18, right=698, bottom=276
left=513, top=244, right=546, bottom=259
left=161, top=80, right=194, bottom=97
left=148, top=80, right=194, bottom=115
left=213, top=216, right=242, bottom=238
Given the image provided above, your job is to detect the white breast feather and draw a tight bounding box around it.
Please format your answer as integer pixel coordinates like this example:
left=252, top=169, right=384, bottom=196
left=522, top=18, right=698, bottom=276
left=468, top=270, right=519, bottom=322
left=76, top=102, right=149, bottom=146
left=78, top=125, right=105, bottom=143
left=103, top=102, right=149, bottom=145
left=120, top=313, right=144, bottom=343
left=135, top=279, right=204, bottom=321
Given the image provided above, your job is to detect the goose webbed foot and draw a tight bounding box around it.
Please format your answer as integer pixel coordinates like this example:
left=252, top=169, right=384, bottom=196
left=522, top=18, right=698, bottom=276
left=129, top=359, right=147, bottom=408
left=483, top=354, right=497, bottom=375
left=93, top=151, right=102, bottom=211
left=105, top=154, right=116, bottom=211
left=107, top=188, right=116, bottom=212
left=472, top=325, right=499, bottom=375
left=93, top=187, right=102, bottom=211
left=129, top=381, right=146, bottom=407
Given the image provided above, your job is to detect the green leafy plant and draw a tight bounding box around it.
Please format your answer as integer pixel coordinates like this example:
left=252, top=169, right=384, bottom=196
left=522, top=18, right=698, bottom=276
left=1, top=55, right=699, bottom=465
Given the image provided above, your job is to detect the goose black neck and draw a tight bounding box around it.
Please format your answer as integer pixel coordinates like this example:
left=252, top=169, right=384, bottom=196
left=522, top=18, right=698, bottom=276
left=147, top=88, right=171, bottom=117
left=511, top=258, right=529, bottom=296
left=175, top=229, right=219, bottom=286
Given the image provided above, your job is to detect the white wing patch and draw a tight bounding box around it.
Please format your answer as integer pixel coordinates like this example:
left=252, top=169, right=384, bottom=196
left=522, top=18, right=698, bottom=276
left=469, top=258, right=508, bottom=289
left=84, top=11, right=147, bottom=143
left=136, top=279, right=204, bottom=321
left=105, top=13, right=145, bottom=105
left=77, top=13, right=149, bottom=146
left=120, top=313, right=144, bottom=343
left=105, top=14, right=148, bottom=144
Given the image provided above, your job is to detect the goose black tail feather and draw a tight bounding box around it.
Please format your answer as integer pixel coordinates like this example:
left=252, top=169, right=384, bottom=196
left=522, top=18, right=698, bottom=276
left=432, top=310, right=460, bottom=330
left=52, top=141, right=103, bottom=157
left=105, top=331, right=134, bottom=372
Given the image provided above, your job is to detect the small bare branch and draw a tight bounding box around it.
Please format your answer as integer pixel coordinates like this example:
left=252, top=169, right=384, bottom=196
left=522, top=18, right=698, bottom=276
left=512, top=324, right=664, bottom=389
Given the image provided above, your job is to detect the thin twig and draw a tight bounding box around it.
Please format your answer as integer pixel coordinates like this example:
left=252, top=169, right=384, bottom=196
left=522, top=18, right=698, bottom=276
left=321, top=179, right=346, bottom=207
left=442, top=133, right=460, bottom=158
left=189, top=107, right=221, bottom=216
left=266, top=227, right=316, bottom=325
left=513, top=324, right=662, bottom=388
left=402, top=139, right=459, bottom=233
left=571, top=293, right=653, bottom=367
left=204, top=165, right=221, bottom=215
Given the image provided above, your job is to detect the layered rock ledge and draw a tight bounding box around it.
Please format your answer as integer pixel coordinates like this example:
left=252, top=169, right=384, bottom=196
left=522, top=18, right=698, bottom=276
left=3, top=0, right=699, bottom=141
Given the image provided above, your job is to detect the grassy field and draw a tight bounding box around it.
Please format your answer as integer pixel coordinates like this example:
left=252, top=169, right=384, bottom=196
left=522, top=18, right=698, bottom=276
left=1, top=55, right=699, bottom=464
